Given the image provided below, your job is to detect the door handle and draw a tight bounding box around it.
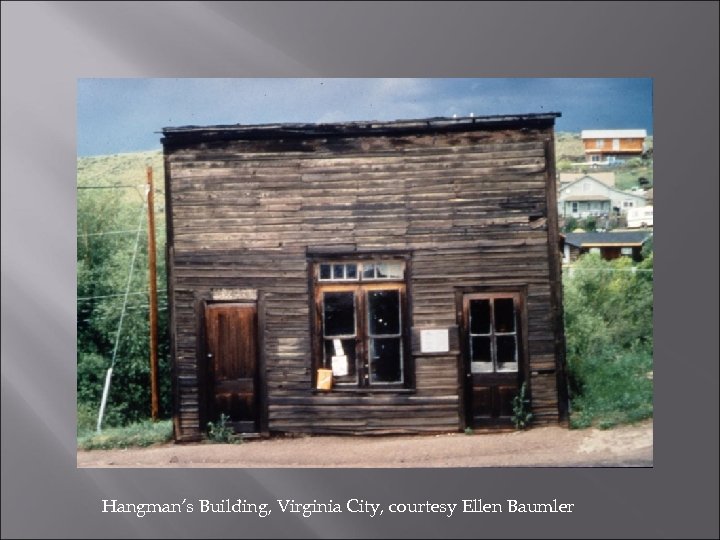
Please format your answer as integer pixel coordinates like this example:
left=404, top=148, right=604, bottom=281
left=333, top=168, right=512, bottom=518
left=207, top=353, right=213, bottom=359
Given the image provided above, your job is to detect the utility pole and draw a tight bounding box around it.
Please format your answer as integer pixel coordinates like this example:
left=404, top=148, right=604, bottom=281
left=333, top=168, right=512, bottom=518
left=146, top=166, right=160, bottom=420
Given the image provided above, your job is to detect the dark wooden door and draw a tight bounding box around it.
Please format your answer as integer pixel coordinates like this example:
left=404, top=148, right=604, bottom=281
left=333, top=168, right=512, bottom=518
left=205, top=303, right=258, bottom=433
left=462, top=293, right=524, bottom=428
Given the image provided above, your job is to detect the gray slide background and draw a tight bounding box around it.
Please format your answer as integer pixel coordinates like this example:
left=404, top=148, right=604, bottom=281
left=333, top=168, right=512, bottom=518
left=2, top=2, right=718, bottom=538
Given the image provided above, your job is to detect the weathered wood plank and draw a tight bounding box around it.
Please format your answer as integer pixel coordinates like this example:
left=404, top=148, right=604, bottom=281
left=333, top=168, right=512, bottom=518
left=164, top=118, right=566, bottom=439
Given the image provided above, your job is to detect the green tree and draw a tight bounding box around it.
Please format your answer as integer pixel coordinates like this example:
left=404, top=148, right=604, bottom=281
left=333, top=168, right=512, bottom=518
left=563, top=249, right=653, bottom=428
left=77, top=157, right=171, bottom=431
left=563, top=216, right=579, bottom=233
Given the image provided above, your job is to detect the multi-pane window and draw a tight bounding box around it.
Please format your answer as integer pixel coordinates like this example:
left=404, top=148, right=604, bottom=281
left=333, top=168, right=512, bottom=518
left=314, top=261, right=407, bottom=388
left=318, top=261, right=404, bottom=282
left=466, top=295, right=519, bottom=374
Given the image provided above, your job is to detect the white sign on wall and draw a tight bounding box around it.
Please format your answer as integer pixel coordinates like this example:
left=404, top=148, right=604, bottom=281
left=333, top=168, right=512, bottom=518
left=211, top=288, right=257, bottom=301
left=420, top=329, right=450, bottom=353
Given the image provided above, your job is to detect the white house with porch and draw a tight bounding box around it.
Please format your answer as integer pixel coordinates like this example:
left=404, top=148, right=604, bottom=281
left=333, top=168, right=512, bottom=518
left=558, top=174, right=646, bottom=218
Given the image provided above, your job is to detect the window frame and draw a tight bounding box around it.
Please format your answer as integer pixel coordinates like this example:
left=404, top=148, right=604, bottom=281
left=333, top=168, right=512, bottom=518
left=463, top=292, right=522, bottom=375
left=308, top=253, right=413, bottom=392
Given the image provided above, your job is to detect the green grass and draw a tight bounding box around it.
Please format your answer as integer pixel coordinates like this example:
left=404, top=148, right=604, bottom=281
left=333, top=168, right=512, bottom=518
left=77, top=150, right=164, bottom=205
left=555, top=132, right=586, bottom=160
left=78, top=419, right=173, bottom=450
left=614, top=165, right=653, bottom=190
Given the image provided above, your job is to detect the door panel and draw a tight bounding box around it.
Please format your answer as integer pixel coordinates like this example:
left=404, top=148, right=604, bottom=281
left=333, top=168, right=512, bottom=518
left=497, top=385, right=517, bottom=418
left=205, top=303, right=258, bottom=433
left=462, top=293, right=524, bottom=428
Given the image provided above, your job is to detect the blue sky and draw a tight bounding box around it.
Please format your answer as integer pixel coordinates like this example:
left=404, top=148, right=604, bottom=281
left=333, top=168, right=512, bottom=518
left=77, top=78, right=652, bottom=156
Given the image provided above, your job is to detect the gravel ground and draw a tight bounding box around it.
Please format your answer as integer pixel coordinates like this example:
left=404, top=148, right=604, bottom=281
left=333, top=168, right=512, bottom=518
left=77, top=419, right=652, bottom=468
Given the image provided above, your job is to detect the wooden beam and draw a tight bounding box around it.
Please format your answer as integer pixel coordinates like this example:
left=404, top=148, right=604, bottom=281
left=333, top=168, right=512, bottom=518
left=147, top=166, right=160, bottom=421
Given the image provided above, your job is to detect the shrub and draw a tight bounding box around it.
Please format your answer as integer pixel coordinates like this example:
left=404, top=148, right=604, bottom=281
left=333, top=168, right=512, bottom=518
left=77, top=402, right=98, bottom=437
left=564, top=251, right=653, bottom=428
left=563, top=216, right=579, bottom=233
left=207, top=413, right=242, bottom=444
left=569, top=348, right=653, bottom=429
left=511, top=382, right=532, bottom=430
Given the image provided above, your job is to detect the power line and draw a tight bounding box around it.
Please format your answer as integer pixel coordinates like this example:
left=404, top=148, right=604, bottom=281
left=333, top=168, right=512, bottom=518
left=77, top=185, right=139, bottom=189
left=562, top=267, right=653, bottom=273
left=78, top=291, right=167, bottom=301
left=97, top=197, right=147, bottom=433
left=78, top=229, right=145, bottom=237
left=80, top=305, right=168, bottom=323
left=78, top=302, right=168, bottom=312
left=78, top=184, right=164, bottom=192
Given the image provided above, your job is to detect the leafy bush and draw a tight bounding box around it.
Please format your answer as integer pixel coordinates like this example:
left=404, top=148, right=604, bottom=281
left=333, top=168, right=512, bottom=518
left=562, top=216, right=579, bottom=233
left=556, top=159, right=576, bottom=172
left=511, top=382, right=533, bottom=430
left=207, top=413, right=242, bottom=444
left=78, top=420, right=173, bottom=450
left=77, top=402, right=98, bottom=437
left=563, top=250, right=653, bottom=428
left=569, top=348, right=653, bottom=429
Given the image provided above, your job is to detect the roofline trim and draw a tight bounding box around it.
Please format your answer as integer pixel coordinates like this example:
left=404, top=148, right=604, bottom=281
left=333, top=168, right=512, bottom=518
left=160, top=113, right=561, bottom=138
left=580, top=242, right=645, bottom=247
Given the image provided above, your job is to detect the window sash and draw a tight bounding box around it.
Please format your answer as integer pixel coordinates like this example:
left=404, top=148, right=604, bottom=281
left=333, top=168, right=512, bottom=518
left=316, top=282, right=406, bottom=388
left=466, top=294, right=520, bottom=374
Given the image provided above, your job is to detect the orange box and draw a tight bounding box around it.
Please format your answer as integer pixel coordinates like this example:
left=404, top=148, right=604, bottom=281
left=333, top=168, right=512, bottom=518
left=316, top=369, right=333, bottom=391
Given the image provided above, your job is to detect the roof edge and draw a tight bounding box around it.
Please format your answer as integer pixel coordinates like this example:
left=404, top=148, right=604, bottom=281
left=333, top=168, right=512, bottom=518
left=161, top=113, right=561, bottom=139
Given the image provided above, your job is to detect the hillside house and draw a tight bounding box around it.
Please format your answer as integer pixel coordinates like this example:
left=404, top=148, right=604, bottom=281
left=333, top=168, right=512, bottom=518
left=558, top=175, right=646, bottom=219
left=563, top=231, right=652, bottom=263
left=161, top=114, right=569, bottom=441
left=581, top=129, right=647, bottom=164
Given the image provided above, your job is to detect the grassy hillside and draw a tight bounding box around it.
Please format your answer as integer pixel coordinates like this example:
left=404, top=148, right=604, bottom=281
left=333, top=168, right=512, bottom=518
left=78, top=150, right=164, bottom=204
left=555, top=132, right=586, bottom=160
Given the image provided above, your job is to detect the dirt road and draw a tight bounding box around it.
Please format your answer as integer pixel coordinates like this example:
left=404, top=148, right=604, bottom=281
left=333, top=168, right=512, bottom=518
left=77, top=419, right=652, bottom=468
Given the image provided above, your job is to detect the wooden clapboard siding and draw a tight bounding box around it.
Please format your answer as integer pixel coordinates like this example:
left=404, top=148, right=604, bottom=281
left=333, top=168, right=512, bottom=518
left=163, top=115, right=568, bottom=440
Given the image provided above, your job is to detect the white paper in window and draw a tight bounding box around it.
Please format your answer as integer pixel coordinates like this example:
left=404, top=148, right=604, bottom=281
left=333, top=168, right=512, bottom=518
left=332, top=355, right=348, bottom=376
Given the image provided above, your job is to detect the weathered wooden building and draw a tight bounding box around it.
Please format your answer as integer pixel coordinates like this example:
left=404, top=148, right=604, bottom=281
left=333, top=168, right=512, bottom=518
left=161, top=114, right=569, bottom=442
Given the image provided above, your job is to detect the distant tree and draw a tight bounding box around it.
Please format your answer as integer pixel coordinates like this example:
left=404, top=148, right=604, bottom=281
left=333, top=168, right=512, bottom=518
left=582, top=217, right=597, bottom=232
left=563, top=216, right=579, bottom=233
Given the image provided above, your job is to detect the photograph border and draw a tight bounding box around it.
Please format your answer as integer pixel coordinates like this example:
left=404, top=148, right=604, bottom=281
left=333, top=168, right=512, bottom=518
left=2, top=2, right=718, bottom=538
